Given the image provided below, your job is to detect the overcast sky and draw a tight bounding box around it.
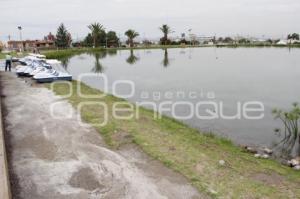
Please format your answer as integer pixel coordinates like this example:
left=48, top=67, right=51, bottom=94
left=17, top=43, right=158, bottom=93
left=0, top=0, right=299, bottom=42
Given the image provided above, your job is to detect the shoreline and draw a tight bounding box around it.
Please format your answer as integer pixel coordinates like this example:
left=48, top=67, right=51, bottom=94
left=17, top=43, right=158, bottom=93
left=1, top=72, right=204, bottom=198
left=2, top=43, right=299, bottom=59
left=46, top=80, right=300, bottom=198
left=40, top=44, right=300, bottom=59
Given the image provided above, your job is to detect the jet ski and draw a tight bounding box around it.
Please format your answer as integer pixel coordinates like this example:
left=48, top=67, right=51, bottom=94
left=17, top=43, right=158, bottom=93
left=33, top=60, right=72, bottom=83
left=17, top=60, right=42, bottom=76
left=33, top=70, right=72, bottom=83
left=18, top=56, right=39, bottom=66
left=29, top=63, right=52, bottom=76
left=29, top=60, right=57, bottom=76
left=28, top=53, right=46, bottom=59
left=12, top=57, right=19, bottom=62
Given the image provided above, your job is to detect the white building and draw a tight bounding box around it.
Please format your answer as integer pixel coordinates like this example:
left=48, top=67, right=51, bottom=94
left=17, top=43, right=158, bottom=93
left=276, top=40, right=287, bottom=45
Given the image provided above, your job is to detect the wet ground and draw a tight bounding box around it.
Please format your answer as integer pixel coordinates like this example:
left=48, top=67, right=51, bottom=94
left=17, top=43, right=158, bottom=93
left=0, top=72, right=206, bottom=199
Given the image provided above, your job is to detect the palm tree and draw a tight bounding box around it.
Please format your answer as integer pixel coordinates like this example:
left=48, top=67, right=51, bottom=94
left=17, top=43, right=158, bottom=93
left=88, top=23, right=105, bottom=48
left=125, top=29, right=139, bottom=47
left=159, top=24, right=172, bottom=45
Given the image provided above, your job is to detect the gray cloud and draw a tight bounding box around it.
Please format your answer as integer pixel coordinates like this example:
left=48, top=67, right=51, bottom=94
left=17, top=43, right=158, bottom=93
left=0, top=0, right=299, bottom=41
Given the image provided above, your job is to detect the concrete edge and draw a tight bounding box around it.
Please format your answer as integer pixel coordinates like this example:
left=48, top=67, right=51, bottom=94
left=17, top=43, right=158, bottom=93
left=0, top=83, right=12, bottom=199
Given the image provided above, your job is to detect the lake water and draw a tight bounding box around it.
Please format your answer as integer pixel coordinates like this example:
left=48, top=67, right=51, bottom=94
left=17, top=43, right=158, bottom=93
left=62, top=47, right=300, bottom=158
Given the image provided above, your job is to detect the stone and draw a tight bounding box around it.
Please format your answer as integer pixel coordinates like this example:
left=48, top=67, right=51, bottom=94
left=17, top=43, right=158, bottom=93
left=262, top=147, right=273, bottom=154
left=219, top=160, right=225, bottom=166
left=293, top=165, right=300, bottom=170
left=289, top=159, right=300, bottom=167
left=245, top=146, right=257, bottom=154
left=254, top=154, right=261, bottom=158
left=261, top=154, right=270, bottom=159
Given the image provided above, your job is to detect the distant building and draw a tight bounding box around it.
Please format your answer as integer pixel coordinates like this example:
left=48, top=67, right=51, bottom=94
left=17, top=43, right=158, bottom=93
left=276, top=40, right=287, bottom=45
left=7, top=32, right=56, bottom=51
left=7, top=40, right=55, bottom=51
left=35, top=40, right=55, bottom=48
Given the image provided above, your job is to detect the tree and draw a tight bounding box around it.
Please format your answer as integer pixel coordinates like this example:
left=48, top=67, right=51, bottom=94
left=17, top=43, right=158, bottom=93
left=217, top=37, right=224, bottom=43
left=88, top=23, right=105, bottom=48
left=287, top=33, right=299, bottom=40
left=66, top=33, right=72, bottom=47
left=83, top=33, right=94, bottom=47
left=106, top=31, right=119, bottom=47
left=224, top=37, right=234, bottom=43
left=44, top=32, right=55, bottom=41
left=125, top=29, right=139, bottom=47
left=238, top=38, right=251, bottom=44
left=159, top=24, right=173, bottom=45
left=55, top=23, right=72, bottom=48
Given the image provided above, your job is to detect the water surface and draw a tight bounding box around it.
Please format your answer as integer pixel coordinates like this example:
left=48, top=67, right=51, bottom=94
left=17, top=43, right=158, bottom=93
left=62, top=47, right=300, bottom=158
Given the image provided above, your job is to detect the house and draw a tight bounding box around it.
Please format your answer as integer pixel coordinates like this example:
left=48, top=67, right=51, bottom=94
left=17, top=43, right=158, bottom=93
left=276, top=40, right=287, bottom=45
left=35, top=40, right=55, bottom=48
left=7, top=40, right=55, bottom=51
left=7, top=40, right=33, bottom=51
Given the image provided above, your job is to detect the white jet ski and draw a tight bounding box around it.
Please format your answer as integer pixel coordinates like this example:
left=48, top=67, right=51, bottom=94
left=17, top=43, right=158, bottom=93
left=33, top=60, right=72, bottom=83
left=29, top=59, right=58, bottom=76
left=17, top=60, right=42, bottom=76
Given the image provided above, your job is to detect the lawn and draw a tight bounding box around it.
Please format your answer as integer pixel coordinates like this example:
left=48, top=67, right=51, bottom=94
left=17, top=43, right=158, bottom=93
left=0, top=52, right=27, bottom=59
left=0, top=53, right=5, bottom=59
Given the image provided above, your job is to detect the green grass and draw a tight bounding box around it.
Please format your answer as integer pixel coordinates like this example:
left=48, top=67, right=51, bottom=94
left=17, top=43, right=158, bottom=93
left=0, top=51, right=26, bottom=59
left=46, top=80, right=300, bottom=198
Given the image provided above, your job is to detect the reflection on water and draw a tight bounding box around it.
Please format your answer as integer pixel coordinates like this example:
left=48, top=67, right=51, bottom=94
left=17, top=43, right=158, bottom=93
left=107, top=49, right=118, bottom=57
left=61, top=49, right=169, bottom=68
left=272, top=105, right=300, bottom=158
left=92, top=53, right=105, bottom=73
left=59, top=47, right=300, bottom=159
left=60, top=50, right=118, bottom=73
left=273, top=133, right=300, bottom=159
left=162, top=49, right=170, bottom=67
left=60, top=57, right=69, bottom=69
left=126, top=49, right=139, bottom=65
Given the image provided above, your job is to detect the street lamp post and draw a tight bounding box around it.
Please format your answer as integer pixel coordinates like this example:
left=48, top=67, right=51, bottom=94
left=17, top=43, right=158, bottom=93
left=18, top=26, right=22, bottom=40
left=17, top=26, right=23, bottom=51
left=188, top=29, right=192, bottom=45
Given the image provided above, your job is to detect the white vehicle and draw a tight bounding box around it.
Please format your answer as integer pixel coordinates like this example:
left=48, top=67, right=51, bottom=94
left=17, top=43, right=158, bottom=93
left=29, top=60, right=57, bottom=76
left=33, top=70, right=72, bottom=83
left=33, top=60, right=72, bottom=83
left=17, top=60, right=42, bottom=76
left=28, top=53, right=46, bottom=59
left=18, top=55, right=40, bottom=66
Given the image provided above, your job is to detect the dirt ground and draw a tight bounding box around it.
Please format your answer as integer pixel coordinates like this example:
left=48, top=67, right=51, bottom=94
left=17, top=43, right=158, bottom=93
left=0, top=72, right=207, bottom=199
